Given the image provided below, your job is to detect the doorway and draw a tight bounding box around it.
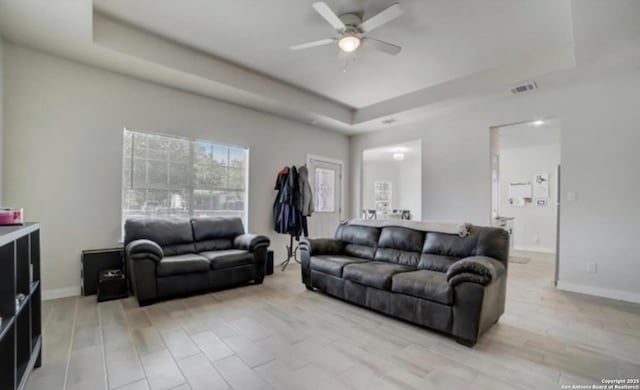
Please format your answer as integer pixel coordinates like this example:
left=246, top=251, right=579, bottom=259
left=306, top=155, right=343, bottom=238
left=361, top=140, right=422, bottom=221
left=490, top=119, right=561, bottom=281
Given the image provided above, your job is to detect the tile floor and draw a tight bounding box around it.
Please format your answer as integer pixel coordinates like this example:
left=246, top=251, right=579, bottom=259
left=26, top=251, right=640, bottom=390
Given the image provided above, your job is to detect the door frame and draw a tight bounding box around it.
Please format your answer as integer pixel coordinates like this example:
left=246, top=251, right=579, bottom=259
left=306, top=154, right=345, bottom=220
left=488, top=118, right=562, bottom=285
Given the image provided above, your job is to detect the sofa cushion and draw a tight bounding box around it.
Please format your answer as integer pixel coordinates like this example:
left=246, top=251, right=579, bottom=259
left=125, top=217, right=193, bottom=246
left=157, top=254, right=210, bottom=277
left=335, top=223, right=381, bottom=260
left=374, top=248, right=421, bottom=267
left=200, top=249, right=253, bottom=270
left=417, top=254, right=461, bottom=272
left=335, top=224, right=380, bottom=247
left=191, top=217, right=245, bottom=241
left=310, top=255, right=370, bottom=277
left=343, top=262, right=413, bottom=290
left=422, top=231, right=477, bottom=258
left=475, top=227, right=510, bottom=266
left=344, top=244, right=376, bottom=259
left=162, top=243, right=198, bottom=257
left=125, top=217, right=196, bottom=256
left=391, top=270, right=453, bottom=305
left=194, top=238, right=233, bottom=253
left=378, top=227, right=425, bottom=252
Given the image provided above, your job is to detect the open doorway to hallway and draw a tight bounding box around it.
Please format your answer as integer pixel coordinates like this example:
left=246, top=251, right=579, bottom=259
left=361, top=140, right=422, bottom=221
left=491, top=119, right=561, bottom=282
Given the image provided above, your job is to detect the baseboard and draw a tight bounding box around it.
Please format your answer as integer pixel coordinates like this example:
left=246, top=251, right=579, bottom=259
left=42, top=286, right=81, bottom=300
left=557, top=281, right=640, bottom=304
left=513, top=245, right=555, bottom=254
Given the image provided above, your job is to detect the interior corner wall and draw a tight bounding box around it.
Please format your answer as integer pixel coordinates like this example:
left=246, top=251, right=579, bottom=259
left=350, top=68, right=640, bottom=303
left=3, top=44, right=350, bottom=297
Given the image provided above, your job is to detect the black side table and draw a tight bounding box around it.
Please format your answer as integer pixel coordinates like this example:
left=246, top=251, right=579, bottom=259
left=97, top=269, right=128, bottom=302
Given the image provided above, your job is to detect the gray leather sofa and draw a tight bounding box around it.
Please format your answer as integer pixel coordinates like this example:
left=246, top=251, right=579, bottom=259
left=124, top=217, right=270, bottom=305
left=300, top=221, right=509, bottom=346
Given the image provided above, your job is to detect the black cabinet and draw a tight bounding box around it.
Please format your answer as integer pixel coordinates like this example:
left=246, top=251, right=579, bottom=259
left=0, top=223, right=42, bottom=390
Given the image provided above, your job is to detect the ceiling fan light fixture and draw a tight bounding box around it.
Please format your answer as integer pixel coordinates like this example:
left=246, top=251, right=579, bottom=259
left=338, top=35, right=361, bottom=52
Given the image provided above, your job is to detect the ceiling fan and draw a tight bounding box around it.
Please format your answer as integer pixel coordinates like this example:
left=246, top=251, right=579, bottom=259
left=291, top=2, right=404, bottom=56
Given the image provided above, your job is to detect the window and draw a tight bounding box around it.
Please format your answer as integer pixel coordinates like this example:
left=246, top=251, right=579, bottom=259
left=122, top=129, right=248, bottom=226
left=315, top=168, right=336, bottom=212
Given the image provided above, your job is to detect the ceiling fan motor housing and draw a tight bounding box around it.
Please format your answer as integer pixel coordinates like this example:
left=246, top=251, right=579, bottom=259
left=338, top=13, right=363, bottom=32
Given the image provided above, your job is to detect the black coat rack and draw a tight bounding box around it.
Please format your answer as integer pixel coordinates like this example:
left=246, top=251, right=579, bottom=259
left=281, top=235, right=300, bottom=271
left=273, top=164, right=310, bottom=271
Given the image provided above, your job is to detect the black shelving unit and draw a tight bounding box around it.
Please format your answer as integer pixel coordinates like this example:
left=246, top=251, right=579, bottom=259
left=0, top=223, right=42, bottom=390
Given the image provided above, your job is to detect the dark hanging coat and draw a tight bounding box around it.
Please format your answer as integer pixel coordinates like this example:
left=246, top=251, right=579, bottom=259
left=273, top=166, right=307, bottom=239
left=297, top=165, right=314, bottom=217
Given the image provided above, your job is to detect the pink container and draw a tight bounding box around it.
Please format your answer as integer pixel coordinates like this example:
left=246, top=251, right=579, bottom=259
left=0, top=208, right=24, bottom=225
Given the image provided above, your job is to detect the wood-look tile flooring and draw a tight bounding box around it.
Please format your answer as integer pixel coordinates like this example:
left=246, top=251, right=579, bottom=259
left=27, top=251, right=640, bottom=390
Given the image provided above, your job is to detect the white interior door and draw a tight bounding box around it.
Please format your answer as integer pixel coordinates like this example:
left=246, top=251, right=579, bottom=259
left=307, top=156, right=342, bottom=238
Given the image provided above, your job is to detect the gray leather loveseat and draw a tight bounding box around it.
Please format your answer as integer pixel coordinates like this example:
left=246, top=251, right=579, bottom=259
left=124, top=217, right=270, bottom=305
left=300, top=221, right=509, bottom=346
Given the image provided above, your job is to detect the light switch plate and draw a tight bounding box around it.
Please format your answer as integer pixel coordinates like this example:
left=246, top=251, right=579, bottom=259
left=567, top=191, right=577, bottom=201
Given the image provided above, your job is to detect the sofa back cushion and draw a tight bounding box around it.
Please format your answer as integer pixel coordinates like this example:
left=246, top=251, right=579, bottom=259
left=332, top=221, right=510, bottom=270
left=194, top=238, right=234, bottom=253
left=191, top=217, right=245, bottom=253
left=374, top=227, right=424, bottom=267
left=124, top=217, right=196, bottom=256
left=474, top=226, right=510, bottom=266
left=420, top=226, right=509, bottom=270
left=417, top=254, right=461, bottom=272
left=422, top=231, right=477, bottom=258
left=335, top=223, right=380, bottom=259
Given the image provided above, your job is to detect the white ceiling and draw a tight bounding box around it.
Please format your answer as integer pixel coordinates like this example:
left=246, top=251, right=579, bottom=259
left=1, top=0, right=640, bottom=134
left=363, top=140, right=421, bottom=162
left=93, top=0, right=573, bottom=109
left=500, top=119, right=561, bottom=149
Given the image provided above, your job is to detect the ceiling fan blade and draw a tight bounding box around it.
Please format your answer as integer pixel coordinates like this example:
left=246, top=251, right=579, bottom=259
left=312, top=2, right=346, bottom=31
left=361, top=38, right=402, bottom=55
left=358, top=3, right=403, bottom=33
left=290, top=38, right=336, bottom=51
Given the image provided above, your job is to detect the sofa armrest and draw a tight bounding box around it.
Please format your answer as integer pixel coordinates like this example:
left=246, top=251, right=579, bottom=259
left=126, top=239, right=164, bottom=263
left=234, top=234, right=270, bottom=252
left=299, top=238, right=343, bottom=289
left=299, top=238, right=344, bottom=256
left=446, top=256, right=505, bottom=287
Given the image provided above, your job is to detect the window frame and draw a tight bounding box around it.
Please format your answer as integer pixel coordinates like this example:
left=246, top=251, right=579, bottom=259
left=121, top=128, right=250, bottom=228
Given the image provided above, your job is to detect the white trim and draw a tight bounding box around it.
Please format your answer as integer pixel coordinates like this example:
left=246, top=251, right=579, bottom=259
left=43, top=286, right=81, bottom=300
left=0, top=223, right=40, bottom=247
left=306, top=154, right=345, bottom=219
left=513, top=245, right=555, bottom=254
left=557, top=281, right=640, bottom=304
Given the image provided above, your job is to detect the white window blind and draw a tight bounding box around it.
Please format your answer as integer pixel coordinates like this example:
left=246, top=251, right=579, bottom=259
left=122, top=129, right=248, bottom=226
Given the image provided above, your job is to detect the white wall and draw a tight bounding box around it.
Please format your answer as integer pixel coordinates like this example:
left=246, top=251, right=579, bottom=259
left=350, top=69, right=640, bottom=303
left=500, top=143, right=560, bottom=253
left=397, top=154, right=422, bottom=220
left=3, top=44, right=349, bottom=297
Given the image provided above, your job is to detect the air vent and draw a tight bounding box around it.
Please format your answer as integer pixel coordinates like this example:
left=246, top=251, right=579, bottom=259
left=510, top=82, right=538, bottom=95
left=381, top=118, right=397, bottom=125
